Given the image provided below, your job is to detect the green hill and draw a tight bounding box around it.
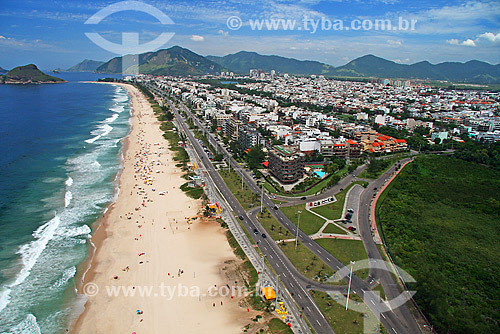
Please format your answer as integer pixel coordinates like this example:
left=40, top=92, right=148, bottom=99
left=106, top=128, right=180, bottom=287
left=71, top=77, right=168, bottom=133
left=207, top=51, right=335, bottom=75
left=2, top=64, right=65, bottom=84
left=96, top=46, right=225, bottom=76
left=67, top=59, right=105, bottom=72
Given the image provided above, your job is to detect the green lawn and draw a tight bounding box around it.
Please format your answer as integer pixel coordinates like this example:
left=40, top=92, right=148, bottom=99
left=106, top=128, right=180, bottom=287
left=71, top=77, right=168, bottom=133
left=224, top=229, right=258, bottom=289
left=280, top=241, right=335, bottom=283
left=377, top=155, right=500, bottom=334
left=179, top=182, right=203, bottom=199
left=311, top=181, right=368, bottom=220
left=372, top=284, right=386, bottom=300
left=315, top=239, right=369, bottom=279
left=280, top=204, right=325, bottom=235
left=311, top=291, right=368, bottom=334
left=219, top=169, right=260, bottom=209
left=322, top=223, right=348, bottom=234
left=267, top=318, right=293, bottom=334
left=257, top=209, right=293, bottom=241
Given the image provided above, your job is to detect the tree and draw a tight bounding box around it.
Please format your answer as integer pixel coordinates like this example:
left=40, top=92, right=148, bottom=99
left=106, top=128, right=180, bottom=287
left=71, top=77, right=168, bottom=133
left=327, top=174, right=341, bottom=187
left=247, top=145, right=265, bottom=169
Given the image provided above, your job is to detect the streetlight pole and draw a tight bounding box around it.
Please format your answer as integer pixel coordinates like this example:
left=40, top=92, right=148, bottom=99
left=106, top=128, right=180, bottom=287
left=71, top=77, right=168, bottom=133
left=260, top=184, right=264, bottom=213
left=346, top=261, right=355, bottom=310
left=295, top=211, right=302, bottom=250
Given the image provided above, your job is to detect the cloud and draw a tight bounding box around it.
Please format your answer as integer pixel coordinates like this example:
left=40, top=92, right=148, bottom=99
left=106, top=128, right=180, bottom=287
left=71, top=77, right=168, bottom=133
left=190, top=35, right=205, bottom=42
left=0, top=35, right=57, bottom=50
left=391, top=0, right=500, bottom=35
left=477, top=32, right=500, bottom=44
left=387, top=40, right=402, bottom=46
left=394, top=57, right=411, bottom=63
left=446, top=38, right=475, bottom=47
left=461, top=39, right=476, bottom=47
left=218, top=30, right=229, bottom=37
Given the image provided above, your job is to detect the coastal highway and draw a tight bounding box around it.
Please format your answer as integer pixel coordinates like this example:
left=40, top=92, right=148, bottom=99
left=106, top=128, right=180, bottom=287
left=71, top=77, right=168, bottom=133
left=146, top=82, right=422, bottom=334
left=165, top=99, right=335, bottom=334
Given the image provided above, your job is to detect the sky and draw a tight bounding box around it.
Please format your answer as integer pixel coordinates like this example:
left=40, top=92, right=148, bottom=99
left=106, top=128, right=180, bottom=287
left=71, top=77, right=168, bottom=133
left=0, top=0, right=499, bottom=70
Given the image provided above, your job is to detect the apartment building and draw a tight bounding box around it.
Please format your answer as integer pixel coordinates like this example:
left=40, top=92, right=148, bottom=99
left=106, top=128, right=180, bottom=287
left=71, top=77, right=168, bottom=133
left=268, top=146, right=304, bottom=184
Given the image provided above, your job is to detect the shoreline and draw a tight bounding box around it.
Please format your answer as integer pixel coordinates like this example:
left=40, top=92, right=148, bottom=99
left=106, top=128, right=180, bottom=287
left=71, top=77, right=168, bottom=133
left=70, top=82, right=251, bottom=333
left=74, top=82, right=132, bottom=290
left=69, top=82, right=133, bottom=331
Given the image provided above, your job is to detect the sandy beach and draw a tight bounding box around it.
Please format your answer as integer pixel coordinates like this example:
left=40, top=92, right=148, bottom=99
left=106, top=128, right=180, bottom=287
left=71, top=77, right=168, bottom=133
left=72, top=83, right=251, bottom=333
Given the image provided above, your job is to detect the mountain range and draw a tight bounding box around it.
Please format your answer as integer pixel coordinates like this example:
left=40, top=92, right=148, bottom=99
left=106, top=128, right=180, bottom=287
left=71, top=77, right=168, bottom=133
left=0, top=67, right=7, bottom=74
left=67, top=59, right=105, bottom=72
left=95, top=46, right=224, bottom=76
left=207, top=51, right=334, bottom=76
left=70, top=45, right=500, bottom=84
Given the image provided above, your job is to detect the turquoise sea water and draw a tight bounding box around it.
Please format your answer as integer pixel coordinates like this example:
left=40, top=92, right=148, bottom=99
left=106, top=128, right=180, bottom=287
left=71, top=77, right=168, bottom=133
left=0, top=73, right=129, bottom=333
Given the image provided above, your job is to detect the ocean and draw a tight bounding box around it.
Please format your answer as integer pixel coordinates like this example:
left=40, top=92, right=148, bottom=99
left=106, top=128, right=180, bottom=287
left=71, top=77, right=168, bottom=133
left=0, top=72, right=129, bottom=333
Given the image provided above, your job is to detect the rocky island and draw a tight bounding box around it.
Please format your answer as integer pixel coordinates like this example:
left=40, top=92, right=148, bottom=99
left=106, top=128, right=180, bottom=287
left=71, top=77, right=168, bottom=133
left=0, top=64, right=66, bottom=84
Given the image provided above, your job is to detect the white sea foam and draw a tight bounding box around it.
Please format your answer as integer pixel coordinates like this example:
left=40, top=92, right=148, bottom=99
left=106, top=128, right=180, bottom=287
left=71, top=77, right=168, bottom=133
left=84, top=135, right=101, bottom=144
left=51, top=266, right=77, bottom=290
left=0, top=215, right=61, bottom=312
left=113, top=94, right=128, bottom=103
left=110, top=105, right=124, bottom=113
left=55, top=224, right=91, bottom=239
left=10, top=313, right=41, bottom=334
left=84, top=124, right=113, bottom=144
left=65, top=176, right=73, bottom=187
left=100, top=124, right=113, bottom=137
left=104, top=113, right=119, bottom=124
left=64, top=191, right=73, bottom=208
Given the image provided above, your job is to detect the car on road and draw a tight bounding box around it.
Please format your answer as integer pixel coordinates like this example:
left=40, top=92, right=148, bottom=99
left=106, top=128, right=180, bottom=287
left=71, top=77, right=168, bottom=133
left=253, top=228, right=258, bottom=235
left=301, top=196, right=306, bottom=200
left=347, top=208, right=354, bottom=213
left=348, top=226, right=356, bottom=231
left=262, top=233, right=267, bottom=238
left=238, top=216, right=244, bottom=220
left=273, top=206, right=278, bottom=210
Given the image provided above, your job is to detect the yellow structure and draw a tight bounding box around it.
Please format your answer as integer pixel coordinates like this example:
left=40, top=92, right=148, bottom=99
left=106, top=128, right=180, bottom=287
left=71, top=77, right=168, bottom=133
left=260, top=287, right=277, bottom=300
